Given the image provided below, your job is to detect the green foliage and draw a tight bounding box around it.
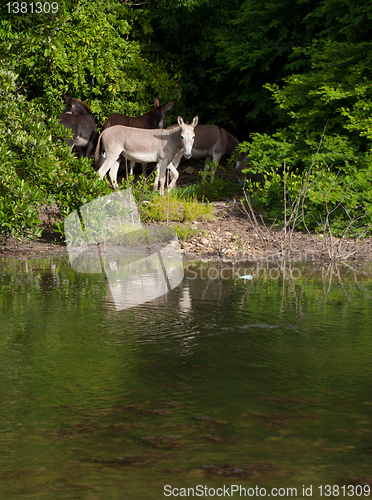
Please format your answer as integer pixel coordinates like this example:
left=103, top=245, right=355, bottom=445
left=194, top=177, right=242, bottom=201
left=2, top=0, right=372, bottom=241
left=138, top=0, right=243, bottom=125
left=213, top=0, right=319, bottom=128
left=0, top=1, right=181, bottom=122
left=241, top=157, right=372, bottom=236
left=193, top=161, right=242, bottom=201
left=237, top=0, right=372, bottom=236
left=173, top=223, right=199, bottom=241
left=119, top=172, right=156, bottom=207
left=0, top=70, right=110, bottom=241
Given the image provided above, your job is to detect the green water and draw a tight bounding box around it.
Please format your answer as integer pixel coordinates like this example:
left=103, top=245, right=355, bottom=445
left=0, top=256, right=372, bottom=499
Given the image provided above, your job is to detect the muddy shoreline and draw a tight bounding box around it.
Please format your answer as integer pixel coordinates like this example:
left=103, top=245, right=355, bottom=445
left=1, top=200, right=371, bottom=262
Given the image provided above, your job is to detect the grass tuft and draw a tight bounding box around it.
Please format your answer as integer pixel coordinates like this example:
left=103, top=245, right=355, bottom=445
left=140, top=190, right=214, bottom=223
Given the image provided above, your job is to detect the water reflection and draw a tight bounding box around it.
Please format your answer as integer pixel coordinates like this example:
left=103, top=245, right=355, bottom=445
left=1, top=256, right=372, bottom=316
left=0, top=256, right=372, bottom=499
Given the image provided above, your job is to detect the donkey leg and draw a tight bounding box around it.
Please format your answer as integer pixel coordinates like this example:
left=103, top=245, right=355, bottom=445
left=98, top=157, right=116, bottom=181
left=166, top=148, right=183, bottom=192
left=158, top=162, right=166, bottom=196
left=85, top=131, right=99, bottom=159
left=73, top=136, right=89, bottom=158
left=154, top=163, right=160, bottom=191
left=109, top=160, right=120, bottom=188
left=171, top=148, right=184, bottom=170
left=167, top=162, right=179, bottom=192
left=142, top=163, right=147, bottom=176
left=85, top=138, right=95, bottom=158
left=129, top=161, right=135, bottom=176
left=159, top=175, right=166, bottom=196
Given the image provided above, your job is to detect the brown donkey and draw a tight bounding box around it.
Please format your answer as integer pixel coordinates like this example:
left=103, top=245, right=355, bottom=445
left=58, top=94, right=98, bottom=158
left=156, top=124, right=247, bottom=186
left=103, top=97, right=174, bottom=130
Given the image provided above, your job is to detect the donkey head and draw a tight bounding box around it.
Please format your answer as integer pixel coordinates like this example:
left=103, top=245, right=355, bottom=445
left=177, top=115, right=199, bottom=159
left=63, top=94, right=92, bottom=115
left=148, top=97, right=175, bottom=129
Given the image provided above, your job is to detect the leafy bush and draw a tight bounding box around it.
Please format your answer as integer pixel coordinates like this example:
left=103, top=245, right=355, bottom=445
left=173, top=223, right=199, bottom=241
left=241, top=155, right=372, bottom=236
left=0, top=70, right=110, bottom=242
left=1, top=1, right=181, bottom=122
left=239, top=29, right=372, bottom=236
left=190, top=161, right=242, bottom=201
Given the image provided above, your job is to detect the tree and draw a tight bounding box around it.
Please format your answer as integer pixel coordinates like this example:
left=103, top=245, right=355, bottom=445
left=239, top=0, right=372, bottom=234
left=0, top=0, right=181, bottom=123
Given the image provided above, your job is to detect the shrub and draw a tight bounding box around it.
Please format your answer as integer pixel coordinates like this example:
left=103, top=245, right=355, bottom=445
left=0, top=70, right=110, bottom=242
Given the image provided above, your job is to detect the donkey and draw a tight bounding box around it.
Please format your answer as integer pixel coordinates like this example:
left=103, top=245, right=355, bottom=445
left=95, top=116, right=198, bottom=194
left=59, top=94, right=98, bottom=158
left=164, top=124, right=247, bottom=181
left=102, top=97, right=175, bottom=176
left=103, top=97, right=174, bottom=130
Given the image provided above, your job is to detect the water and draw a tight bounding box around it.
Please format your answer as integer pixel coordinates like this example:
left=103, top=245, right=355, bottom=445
left=0, top=256, right=372, bottom=499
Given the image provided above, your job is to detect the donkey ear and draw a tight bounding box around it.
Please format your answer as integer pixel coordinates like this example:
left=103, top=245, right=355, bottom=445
left=191, top=115, right=199, bottom=127
left=162, top=100, right=175, bottom=113
left=63, top=94, right=71, bottom=104
left=154, top=97, right=160, bottom=108
left=177, top=116, right=184, bottom=127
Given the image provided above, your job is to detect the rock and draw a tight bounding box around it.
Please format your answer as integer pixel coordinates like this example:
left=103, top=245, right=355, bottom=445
left=187, top=469, right=206, bottom=478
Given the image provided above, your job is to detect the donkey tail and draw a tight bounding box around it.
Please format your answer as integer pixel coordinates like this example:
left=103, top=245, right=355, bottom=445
left=94, top=132, right=104, bottom=170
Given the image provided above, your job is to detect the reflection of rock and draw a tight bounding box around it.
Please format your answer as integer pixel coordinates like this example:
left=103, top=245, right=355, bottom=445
left=167, top=383, right=191, bottom=391
left=198, top=434, right=222, bottom=443
left=203, top=462, right=280, bottom=477
left=196, top=416, right=227, bottom=425
left=344, top=476, right=372, bottom=488
left=163, top=468, right=185, bottom=474
left=161, top=402, right=183, bottom=408
left=105, top=423, right=135, bottom=432
left=73, top=423, right=98, bottom=433
left=143, top=435, right=186, bottom=449
left=0, top=467, right=46, bottom=479
left=88, top=455, right=156, bottom=466
left=144, top=408, right=172, bottom=416
left=262, top=397, right=321, bottom=404
left=186, top=469, right=206, bottom=478
left=179, top=286, right=192, bottom=313
left=241, top=412, right=321, bottom=427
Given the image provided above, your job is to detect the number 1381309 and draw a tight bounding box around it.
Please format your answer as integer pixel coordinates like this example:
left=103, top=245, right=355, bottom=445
left=6, top=2, right=59, bottom=13
left=319, top=485, right=371, bottom=496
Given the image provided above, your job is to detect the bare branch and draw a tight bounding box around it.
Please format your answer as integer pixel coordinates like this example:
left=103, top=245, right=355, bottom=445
left=242, top=188, right=266, bottom=245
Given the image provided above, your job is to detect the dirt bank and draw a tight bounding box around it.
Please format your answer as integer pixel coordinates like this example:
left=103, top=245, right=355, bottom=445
left=1, top=199, right=371, bottom=262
